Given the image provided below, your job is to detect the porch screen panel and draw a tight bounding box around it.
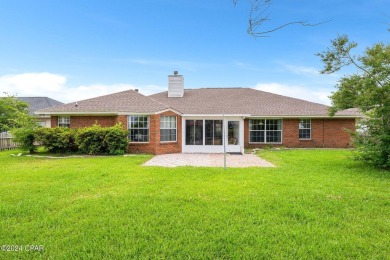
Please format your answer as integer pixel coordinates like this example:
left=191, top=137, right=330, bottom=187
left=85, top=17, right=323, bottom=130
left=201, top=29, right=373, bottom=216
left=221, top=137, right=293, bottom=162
left=185, top=120, right=203, bottom=145
left=205, top=120, right=223, bottom=145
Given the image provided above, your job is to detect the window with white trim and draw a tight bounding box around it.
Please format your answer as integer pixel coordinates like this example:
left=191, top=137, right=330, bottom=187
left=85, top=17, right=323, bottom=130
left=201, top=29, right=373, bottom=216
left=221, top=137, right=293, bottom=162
left=299, top=119, right=311, bottom=139
left=249, top=119, right=282, bottom=143
left=58, top=116, right=70, bottom=128
left=128, top=115, right=149, bottom=142
left=160, top=116, right=177, bottom=142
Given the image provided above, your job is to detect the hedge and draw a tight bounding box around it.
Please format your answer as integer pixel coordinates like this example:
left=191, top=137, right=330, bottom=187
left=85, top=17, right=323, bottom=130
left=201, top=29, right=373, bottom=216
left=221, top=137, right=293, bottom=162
left=75, top=124, right=128, bottom=155
left=34, top=124, right=128, bottom=155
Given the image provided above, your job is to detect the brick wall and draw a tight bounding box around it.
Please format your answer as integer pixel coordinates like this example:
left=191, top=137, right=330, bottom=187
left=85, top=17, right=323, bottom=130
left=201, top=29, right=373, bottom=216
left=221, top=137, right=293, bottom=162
left=69, top=116, right=116, bottom=128
left=244, top=118, right=355, bottom=149
left=49, top=115, right=355, bottom=153
left=127, top=111, right=182, bottom=154
left=51, top=113, right=182, bottom=154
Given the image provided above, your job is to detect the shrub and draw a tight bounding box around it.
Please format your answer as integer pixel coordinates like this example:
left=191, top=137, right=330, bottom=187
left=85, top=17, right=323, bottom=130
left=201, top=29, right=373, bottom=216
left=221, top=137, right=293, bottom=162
left=75, top=124, right=128, bottom=155
left=11, top=127, right=36, bottom=153
left=35, top=127, right=78, bottom=153
left=103, top=124, right=129, bottom=155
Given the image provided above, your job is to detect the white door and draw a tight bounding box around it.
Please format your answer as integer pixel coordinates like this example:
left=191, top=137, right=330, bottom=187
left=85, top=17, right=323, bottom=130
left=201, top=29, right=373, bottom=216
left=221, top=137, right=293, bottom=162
left=226, top=120, right=241, bottom=153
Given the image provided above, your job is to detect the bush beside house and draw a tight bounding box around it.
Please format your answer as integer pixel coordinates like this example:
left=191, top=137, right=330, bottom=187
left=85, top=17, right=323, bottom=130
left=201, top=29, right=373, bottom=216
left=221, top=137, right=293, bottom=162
left=31, top=123, right=128, bottom=155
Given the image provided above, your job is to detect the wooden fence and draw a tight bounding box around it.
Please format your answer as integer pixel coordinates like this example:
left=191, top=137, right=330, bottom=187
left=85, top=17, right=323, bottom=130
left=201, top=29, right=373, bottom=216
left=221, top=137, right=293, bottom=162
left=0, top=132, right=19, bottom=151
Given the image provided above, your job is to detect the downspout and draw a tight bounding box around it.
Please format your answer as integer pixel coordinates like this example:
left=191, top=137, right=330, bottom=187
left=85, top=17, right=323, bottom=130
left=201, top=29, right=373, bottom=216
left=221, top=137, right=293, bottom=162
left=322, top=119, right=325, bottom=148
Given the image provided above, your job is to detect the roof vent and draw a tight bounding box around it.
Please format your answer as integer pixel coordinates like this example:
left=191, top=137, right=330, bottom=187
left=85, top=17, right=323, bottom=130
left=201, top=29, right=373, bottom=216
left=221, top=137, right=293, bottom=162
left=134, top=89, right=139, bottom=92
left=168, top=71, right=184, bottom=98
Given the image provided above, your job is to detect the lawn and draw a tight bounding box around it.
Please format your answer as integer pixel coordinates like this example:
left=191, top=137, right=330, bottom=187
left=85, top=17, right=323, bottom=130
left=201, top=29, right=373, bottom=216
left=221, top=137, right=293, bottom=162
left=1, top=149, right=389, bottom=259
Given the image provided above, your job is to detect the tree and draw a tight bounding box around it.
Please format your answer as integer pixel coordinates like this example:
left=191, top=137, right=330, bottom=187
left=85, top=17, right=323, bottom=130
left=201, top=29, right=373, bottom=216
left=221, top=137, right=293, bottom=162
left=317, top=35, right=390, bottom=168
left=233, top=0, right=327, bottom=37
left=0, top=94, right=30, bottom=132
left=0, top=94, right=38, bottom=152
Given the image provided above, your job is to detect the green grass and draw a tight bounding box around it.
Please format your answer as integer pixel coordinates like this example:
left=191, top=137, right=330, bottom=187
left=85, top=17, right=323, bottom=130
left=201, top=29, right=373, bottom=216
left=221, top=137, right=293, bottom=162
left=1, top=149, right=389, bottom=259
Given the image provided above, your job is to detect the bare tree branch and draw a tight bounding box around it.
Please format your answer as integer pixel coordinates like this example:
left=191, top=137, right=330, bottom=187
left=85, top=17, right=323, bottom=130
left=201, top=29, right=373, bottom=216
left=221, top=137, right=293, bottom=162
left=234, top=0, right=330, bottom=37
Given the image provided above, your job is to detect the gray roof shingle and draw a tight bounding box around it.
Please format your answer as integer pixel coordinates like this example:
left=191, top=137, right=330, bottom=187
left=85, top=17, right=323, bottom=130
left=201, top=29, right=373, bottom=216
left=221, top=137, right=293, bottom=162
left=149, top=88, right=361, bottom=117
left=16, top=97, right=63, bottom=115
left=36, top=88, right=361, bottom=117
left=37, top=90, right=168, bottom=114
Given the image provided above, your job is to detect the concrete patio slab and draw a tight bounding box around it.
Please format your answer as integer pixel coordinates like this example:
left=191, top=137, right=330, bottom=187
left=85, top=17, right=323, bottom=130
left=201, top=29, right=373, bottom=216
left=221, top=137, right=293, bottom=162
left=143, top=153, right=275, bottom=168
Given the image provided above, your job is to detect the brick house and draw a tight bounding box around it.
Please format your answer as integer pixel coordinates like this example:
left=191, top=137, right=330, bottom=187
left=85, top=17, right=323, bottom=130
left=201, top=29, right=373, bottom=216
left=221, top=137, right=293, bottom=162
left=36, top=72, right=361, bottom=154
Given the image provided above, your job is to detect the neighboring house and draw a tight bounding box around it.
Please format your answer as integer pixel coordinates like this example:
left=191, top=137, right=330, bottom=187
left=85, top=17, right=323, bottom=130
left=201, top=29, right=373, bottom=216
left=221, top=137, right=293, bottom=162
left=36, top=72, right=361, bottom=154
left=17, top=97, right=63, bottom=127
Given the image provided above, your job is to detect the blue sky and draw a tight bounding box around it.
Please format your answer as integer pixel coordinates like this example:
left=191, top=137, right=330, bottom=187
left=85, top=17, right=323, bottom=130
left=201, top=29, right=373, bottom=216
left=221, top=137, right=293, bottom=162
left=0, top=0, right=388, bottom=104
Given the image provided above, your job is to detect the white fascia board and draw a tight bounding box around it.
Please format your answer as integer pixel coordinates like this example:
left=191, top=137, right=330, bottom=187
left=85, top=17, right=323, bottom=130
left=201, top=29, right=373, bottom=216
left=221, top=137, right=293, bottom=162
left=35, top=112, right=118, bottom=116
left=155, top=108, right=183, bottom=115
left=248, top=115, right=360, bottom=118
left=181, top=114, right=251, bottom=117
left=117, top=112, right=152, bottom=115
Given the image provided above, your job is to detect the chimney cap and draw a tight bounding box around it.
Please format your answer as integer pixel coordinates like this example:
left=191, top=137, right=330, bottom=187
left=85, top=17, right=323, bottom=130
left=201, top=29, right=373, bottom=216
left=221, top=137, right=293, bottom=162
left=173, top=70, right=179, bottom=75
left=134, top=89, right=139, bottom=92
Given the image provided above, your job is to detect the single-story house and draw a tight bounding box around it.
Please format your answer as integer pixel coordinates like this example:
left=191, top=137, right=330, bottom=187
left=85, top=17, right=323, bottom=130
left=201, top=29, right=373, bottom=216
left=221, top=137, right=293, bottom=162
left=36, top=72, right=361, bottom=154
left=17, top=97, right=63, bottom=127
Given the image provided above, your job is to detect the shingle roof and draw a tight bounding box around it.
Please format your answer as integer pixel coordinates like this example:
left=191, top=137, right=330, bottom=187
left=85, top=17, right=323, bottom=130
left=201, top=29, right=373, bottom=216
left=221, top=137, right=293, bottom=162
left=16, top=97, right=63, bottom=115
left=36, top=88, right=361, bottom=117
left=149, top=88, right=361, bottom=117
left=37, top=90, right=168, bottom=114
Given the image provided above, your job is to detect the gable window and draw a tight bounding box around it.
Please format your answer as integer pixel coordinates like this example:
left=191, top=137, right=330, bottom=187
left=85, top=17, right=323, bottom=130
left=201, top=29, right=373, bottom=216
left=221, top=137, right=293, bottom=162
left=128, top=115, right=149, bottom=142
left=249, top=119, right=282, bottom=143
left=205, top=120, right=223, bottom=145
left=186, top=120, right=203, bottom=145
left=299, top=119, right=311, bottom=140
left=58, top=116, right=70, bottom=128
left=160, top=116, right=177, bottom=142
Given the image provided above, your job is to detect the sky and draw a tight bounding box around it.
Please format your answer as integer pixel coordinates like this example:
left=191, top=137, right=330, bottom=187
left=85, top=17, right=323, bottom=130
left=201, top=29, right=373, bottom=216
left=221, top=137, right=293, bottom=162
left=0, top=0, right=389, bottom=105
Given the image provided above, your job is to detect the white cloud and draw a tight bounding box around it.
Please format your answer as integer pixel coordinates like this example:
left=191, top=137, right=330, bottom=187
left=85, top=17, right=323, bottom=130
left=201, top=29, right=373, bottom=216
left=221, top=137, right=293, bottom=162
left=254, top=82, right=332, bottom=105
left=0, top=72, right=164, bottom=103
left=283, top=64, right=320, bottom=76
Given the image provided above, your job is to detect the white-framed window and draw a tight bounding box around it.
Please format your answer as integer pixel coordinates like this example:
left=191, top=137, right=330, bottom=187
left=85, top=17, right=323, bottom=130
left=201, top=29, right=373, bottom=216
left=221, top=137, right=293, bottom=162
left=299, top=119, right=311, bottom=140
left=160, top=116, right=177, bottom=142
left=128, top=115, right=149, bottom=142
left=249, top=119, right=282, bottom=143
left=58, top=116, right=70, bottom=128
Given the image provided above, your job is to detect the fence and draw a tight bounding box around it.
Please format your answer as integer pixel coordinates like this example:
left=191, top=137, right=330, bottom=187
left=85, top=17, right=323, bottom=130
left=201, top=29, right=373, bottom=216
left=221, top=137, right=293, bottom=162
left=0, top=132, right=19, bottom=151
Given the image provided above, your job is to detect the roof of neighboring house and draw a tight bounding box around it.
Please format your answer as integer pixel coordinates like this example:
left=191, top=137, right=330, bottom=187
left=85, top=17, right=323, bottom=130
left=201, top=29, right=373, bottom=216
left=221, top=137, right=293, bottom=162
left=16, top=97, right=64, bottom=115
left=37, top=90, right=169, bottom=114
left=149, top=88, right=361, bottom=117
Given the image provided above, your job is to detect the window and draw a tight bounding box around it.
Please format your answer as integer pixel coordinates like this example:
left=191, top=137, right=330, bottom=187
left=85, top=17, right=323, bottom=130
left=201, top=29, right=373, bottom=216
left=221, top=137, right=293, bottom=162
left=58, top=116, right=70, bottom=128
left=186, top=120, right=203, bottom=145
left=160, top=116, right=177, bottom=142
left=128, top=115, right=149, bottom=142
left=249, top=119, right=282, bottom=143
left=299, top=119, right=311, bottom=139
left=205, top=120, right=223, bottom=145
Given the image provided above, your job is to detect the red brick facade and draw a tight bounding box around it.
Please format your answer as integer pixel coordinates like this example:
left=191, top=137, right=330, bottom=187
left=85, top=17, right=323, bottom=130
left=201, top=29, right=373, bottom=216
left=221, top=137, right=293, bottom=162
left=51, top=115, right=355, bottom=154
left=52, top=112, right=182, bottom=155
left=244, top=118, right=355, bottom=149
left=127, top=111, right=182, bottom=155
